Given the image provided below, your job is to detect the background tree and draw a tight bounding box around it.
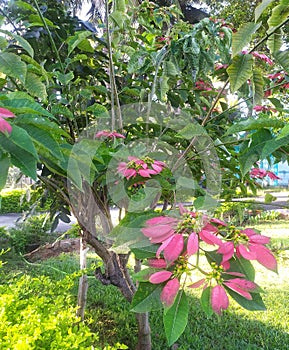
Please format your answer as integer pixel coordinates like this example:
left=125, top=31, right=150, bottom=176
left=0, top=0, right=288, bottom=349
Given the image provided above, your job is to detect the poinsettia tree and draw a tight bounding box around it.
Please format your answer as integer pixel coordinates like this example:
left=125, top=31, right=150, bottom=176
left=0, top=0, right=288, bottom=348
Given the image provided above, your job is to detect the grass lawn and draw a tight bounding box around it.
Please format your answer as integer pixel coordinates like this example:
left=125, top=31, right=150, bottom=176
left=1, top=219, right=289, bottom=350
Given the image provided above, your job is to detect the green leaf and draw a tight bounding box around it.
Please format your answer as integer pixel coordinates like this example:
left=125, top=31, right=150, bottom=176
left=277, top=124, right=289, bottom=139
left=177, top=123, right=207, bottom=139
left=232, top=23, right=261, bottom=56
left=273, top=50, right=289, bottom=73
left=0, top=52, right=27, bottom=84
left=228, top=257, right=255, bottom=281
left=20, top=54, right=50, bottom=84
left=86, top=103, right=109, bottom=117
left=54, top=71, right=74, bottom=85
left=0, top=126, right=38, bottom=179
left=0, top=30, right=34, bottom=57
left=194, top=195, right=219, bottom=210
left=267, top=30, right=283, bottom=54
left=255, top=0, right=275, bottom=22
left=0, top=36, right=8, bottom=50
left=163, top=290, right=189, bottom=346
left=77, top=38, right=94, bottom=53
left=164, top=60, right=178, bottom=77
left=225, top=117, right=284, bottom=135
left=261, top=134, right=289, bottom=159
left=131, top=245, right=159, bottom=259
left=28, top=14, right=59, bottom=28
left=200, top=286, right=213, bottom=317
left=159, top=75, right=169, bottom=102
left=225, top=287, right=266, bottom=311
left=252, top=69, right=264, bottom=106
left=0, top=95, right=54, bottom=118
left=19, top=123, right=64, bottom=161
left=67, top=31, right=92, bottom=57
left=109, top=10, right=128, bottom=28
left=25, top=72, right=47, bottom=100
left=131, top=282, right=163, bottom=312
left=239, top=129, right=272, bottom=176
left=268, top=1, right=289, bottom=28
left=227, top=54, right=253, bottom=92
left=0, top=153, right=10, bottom=191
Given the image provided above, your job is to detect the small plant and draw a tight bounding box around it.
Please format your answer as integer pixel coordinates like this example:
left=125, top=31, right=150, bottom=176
left=6, top=214, right=58, bottom=254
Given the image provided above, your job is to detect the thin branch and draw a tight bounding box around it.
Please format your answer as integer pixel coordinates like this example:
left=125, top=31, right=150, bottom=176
left=32, top=0, right=64, bottom=71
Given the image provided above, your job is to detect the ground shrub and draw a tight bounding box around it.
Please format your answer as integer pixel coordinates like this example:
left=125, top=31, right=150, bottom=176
left=0, top=274, right=99, bottom=350
left=0, top=188, right=52, bottom=214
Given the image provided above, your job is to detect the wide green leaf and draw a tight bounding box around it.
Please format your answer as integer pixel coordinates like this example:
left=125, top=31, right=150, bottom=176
left=255, top=0, right=275, bottom=22
left=228, top=257, right=255, bottom=281
left=225, top=117, right=284, bottom=135
left=163, top=290, right=189, bottom=346
left=0, top=52, right=27, bottom=84
left=267, top=31, right=283, bottom=54
left=225, top=287, right=266, bottom=311
left=200, top=286, right=213, bottom=317
left=239, top=129, right=273, bottom=176
left=131, top=244, right=159, bottom=259
left=67, top=31, right=92, bottom=56
left=131, top=282, right=163, bottom=312
left=273, top=50, right=289, bottom=73
left=232, top=23, right=261, bottom=57
left=261, top=134, right=289, bottom=159
left=252, top=69, right=264, bottom=106
left=0, top=30, right=34, bottom=57
left=227, top=54, right=253, bottom=92
left=268, top=0, right=289, bottom=28
left=25, top=72, right=47, bottom=100
left=0, top=153, right=10, bottom=190
left=19, top=123, right=64, bottom=161
left=0, top=126, right=38, bottom=179
left=0, top=95, right=54, bottom=118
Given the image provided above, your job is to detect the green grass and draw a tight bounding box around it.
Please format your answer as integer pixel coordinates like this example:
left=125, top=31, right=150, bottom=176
left=1, top=221, right=289, bottom=350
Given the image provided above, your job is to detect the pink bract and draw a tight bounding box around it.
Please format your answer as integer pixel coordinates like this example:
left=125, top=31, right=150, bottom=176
left=161, top=278, right=180, bottom=307
left=211, top=285, right=229, bottom=315
left=0, top=107, right=15, bottom=134
left=187, top=231, right=199, bottom=256
left=95, top=130, right=125, bottom=139
left=147, top=258, right=167, bottom=269
left=149, top=270, right=172, bottom=284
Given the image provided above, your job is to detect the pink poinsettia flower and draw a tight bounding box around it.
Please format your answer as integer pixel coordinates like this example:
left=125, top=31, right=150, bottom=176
left=250, top=167, right=267, bottom=178
left=242, top=51, right=273, bottom=65
left=266, top=171, right=281, bottom=180
left=149, top=271, right=180, bottom=307
left=117, top=156, right=166, bottom=180
left=95, top=130, right=125, bottom=139
left=217, top=227, right=277, bottom=272
left=0, top=107, right=15, bottom=134
left=251, top=51, right=273, bottom=65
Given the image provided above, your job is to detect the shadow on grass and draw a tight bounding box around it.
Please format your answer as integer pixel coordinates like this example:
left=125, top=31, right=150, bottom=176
left=2, top=253, right=288, bottom=350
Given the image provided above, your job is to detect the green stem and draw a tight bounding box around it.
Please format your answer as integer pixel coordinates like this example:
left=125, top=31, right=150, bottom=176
left=32, top=0, right=64, bottom=71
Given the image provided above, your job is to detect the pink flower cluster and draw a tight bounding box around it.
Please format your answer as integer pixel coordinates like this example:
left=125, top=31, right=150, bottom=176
left=253, top=105, right=277, bottom=113
left=0, top=107, right=15, bottom=134
left=250, top=167, right=280, bottom=180
left=95, top=130, right=125, bottom=139
left=242, top=50, right=273, bottom=65
left=140, top=205, right=277, bottom=313
left=117, top=156, right=166, bottom=180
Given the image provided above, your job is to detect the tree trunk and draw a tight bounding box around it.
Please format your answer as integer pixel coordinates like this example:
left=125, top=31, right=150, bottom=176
left=76, top=236, right=89, bottom=320
left=68, top=182, right=152, bottom=349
